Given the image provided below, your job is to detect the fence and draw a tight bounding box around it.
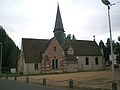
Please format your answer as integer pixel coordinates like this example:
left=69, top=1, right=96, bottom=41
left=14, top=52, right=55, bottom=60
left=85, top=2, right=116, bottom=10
left=0, top=76, right=120, bottom=90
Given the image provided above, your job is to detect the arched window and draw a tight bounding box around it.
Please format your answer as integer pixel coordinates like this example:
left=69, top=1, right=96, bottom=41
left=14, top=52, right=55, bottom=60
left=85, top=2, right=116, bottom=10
left=55, top=59, right=58, bottom=69
left=34, top=63, right=38, bottom=70
left=52, top=59, right=58, bottom=69
left=52, top=59, right=55, bottom=69
left=95, top=57, right=99, bottom=65
left=85, top=57, right=89, bottom=65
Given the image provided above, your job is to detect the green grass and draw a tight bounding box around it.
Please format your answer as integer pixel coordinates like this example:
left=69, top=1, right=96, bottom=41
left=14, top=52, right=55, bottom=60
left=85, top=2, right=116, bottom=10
left=0, top=73, right=19, bottom=77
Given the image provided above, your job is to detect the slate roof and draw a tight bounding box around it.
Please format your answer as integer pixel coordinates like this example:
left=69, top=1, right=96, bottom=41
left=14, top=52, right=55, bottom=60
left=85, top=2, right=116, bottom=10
left=63, top=40, right=102, bottom=56
left=22, top=38, right=102, bottom=63
left=22, top=38, right=49, bottom=63
left=53, top=5, right=64, bottom=32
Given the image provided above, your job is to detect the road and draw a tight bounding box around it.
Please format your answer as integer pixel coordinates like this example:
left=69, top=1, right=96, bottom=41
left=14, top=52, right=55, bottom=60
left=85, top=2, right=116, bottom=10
left=0, top=79, right=63, bottom=90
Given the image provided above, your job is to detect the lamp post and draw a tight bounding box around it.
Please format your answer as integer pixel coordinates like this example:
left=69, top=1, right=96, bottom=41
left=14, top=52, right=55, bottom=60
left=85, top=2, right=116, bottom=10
left=0, top=43, right=2, bottom=75
left=101, top=0, right=117, bottom=90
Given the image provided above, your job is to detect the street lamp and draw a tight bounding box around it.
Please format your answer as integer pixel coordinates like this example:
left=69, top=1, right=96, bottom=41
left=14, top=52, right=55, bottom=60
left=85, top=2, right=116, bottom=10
left=0, top=43, right=2, bottom=75
left=101, top=0, right=117, bottom=90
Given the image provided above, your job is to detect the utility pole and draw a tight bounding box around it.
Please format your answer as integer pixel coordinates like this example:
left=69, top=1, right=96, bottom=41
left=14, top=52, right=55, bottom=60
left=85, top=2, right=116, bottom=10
left=101, top=0, right=120, bottom=90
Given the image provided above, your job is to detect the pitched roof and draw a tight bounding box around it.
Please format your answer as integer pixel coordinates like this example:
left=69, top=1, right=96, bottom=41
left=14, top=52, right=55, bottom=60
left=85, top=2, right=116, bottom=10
left=63, top=40, right=102, bottom=56
left=53, top=5, right=64, bottom=32
left=22, top=38, right=49, bottom=63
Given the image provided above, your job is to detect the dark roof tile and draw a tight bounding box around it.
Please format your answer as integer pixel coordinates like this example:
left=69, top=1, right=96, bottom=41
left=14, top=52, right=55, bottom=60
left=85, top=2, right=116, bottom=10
left=22, top=38, right=49, bottom=63
left=63, top=40, right=102, bottom=56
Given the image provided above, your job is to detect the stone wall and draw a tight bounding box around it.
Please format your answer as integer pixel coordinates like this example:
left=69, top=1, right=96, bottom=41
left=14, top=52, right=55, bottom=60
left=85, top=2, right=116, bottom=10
left=66, top=61, right=78, bottom=72
left=77, top=56, right=104, bottom=71
left=23, top=63, right=41, bottom=74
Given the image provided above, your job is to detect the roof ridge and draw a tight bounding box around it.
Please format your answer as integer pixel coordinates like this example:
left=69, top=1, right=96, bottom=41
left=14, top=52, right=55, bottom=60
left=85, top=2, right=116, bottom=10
left=22, top=38, right=49, bottom=40
left=65, top=40, right=94, bottom=42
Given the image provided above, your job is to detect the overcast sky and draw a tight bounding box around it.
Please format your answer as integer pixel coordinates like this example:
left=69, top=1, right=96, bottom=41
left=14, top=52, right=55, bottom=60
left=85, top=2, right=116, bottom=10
left=0, top=0, right=120, bottom=48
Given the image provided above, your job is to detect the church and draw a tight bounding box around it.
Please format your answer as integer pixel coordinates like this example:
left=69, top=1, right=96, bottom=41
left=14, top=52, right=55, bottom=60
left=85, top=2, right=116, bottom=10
left=18, top=5, right=104, bottom=74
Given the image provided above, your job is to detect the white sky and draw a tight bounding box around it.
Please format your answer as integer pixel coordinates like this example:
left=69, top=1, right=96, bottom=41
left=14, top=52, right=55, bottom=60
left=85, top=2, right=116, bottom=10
left=0, top=0, right=120, bottom=48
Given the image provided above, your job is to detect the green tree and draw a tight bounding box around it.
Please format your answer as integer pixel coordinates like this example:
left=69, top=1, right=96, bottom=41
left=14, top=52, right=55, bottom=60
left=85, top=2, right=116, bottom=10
left=65, top=34, right=77, bottom=40
left=99, top=40, right=105, bottom=48
left=114, top=42, right=120, bottom=63
left=0, top=26, right=20, bottom=72
left=99, top=38, right=116, bottom=64
left=72, top=35, right=76, bottom=40
left=118, top=36, right=120, bottom=41
left=99, top=40, right=105, bottom=57
left=66, top=34, right=71, bottom=40
left=105, top=38, right=111, bottom=62
left=114, top=36, right=120, bottom=63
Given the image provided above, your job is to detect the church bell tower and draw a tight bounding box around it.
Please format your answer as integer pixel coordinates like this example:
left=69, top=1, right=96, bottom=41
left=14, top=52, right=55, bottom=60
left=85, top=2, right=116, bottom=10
left=53, top=5, right=65, bottom=45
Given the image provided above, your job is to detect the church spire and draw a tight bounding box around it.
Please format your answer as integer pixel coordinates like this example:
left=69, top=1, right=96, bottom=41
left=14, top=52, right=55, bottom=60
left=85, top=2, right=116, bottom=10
left=53, top=4, right=65, bottom=45
left=53, top=4, right=64, bottom=32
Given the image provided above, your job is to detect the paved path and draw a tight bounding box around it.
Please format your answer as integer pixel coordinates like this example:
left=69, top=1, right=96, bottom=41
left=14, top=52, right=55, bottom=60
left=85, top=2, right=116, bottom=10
left=0, top=79, right=63, bottom=90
